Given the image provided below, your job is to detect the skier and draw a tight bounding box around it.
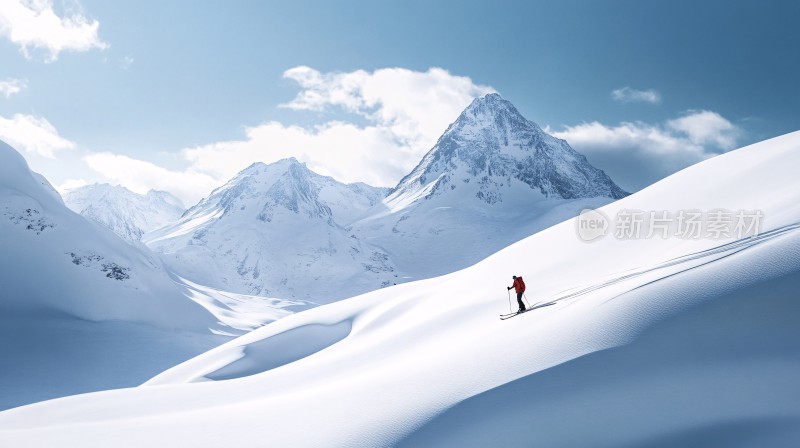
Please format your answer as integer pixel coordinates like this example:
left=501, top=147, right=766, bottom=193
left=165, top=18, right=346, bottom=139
left=507, top=275, right=526, bottom=313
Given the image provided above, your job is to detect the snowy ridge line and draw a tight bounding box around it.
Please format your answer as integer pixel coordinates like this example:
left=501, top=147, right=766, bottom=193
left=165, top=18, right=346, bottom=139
left=541, top=222, right=800, bottom=307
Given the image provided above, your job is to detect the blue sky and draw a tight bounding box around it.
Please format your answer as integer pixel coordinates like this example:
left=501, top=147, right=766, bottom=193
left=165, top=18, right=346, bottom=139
left=0, top=0, right=797, bottom=203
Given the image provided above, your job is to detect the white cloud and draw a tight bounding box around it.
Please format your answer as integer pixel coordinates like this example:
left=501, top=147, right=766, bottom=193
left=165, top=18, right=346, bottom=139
left=0, top=0, right=108, bottom=62
left=0, top=113, right=75, bottom=158
left=282, top=66, right=494, bottom=150
left=550, top=110, right=741, bottom=191
left=183, top=66, right=495, bottom=187
left=0, top=78, right=27, bottom=97
left=84, top=152, right=220, bottom=205
left=183, top=121, right=411, bottom=189
left=611, top=87, right=661, bottom=104
left=667, top=110, right=740, bottom=149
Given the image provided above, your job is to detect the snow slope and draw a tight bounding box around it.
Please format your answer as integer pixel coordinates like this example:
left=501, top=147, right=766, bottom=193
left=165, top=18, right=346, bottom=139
left=2, top=130, right=798, bottom=445
left=63, top=183, right=185, bottom=243
left=0, top=140, right=211, bottom=328
left=0, top=140, right=310, bottom=410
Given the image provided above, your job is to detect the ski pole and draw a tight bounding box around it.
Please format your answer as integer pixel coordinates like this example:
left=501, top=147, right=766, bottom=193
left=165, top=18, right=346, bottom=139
left=523, top=292, right=532, bottom=308
left=507, top=289, right=513, bottom=313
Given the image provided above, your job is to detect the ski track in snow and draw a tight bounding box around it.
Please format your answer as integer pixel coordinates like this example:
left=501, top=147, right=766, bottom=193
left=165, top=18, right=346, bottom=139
left=544, top=222, right=800, bottom=307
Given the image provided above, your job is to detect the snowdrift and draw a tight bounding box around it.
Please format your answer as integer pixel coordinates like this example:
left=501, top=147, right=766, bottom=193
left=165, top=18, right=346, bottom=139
left=1, top=132, right=799, bottom=446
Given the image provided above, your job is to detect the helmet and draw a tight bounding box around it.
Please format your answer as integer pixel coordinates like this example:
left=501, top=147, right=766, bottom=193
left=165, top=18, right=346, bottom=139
left=512, top=275, right=517, bottom=279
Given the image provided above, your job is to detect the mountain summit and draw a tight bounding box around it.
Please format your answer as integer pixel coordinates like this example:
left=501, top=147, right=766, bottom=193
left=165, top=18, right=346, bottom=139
left=389, top=93, right=627, bottom=209
left=354, top=93, right=627, bottom=281
left=144, top=158, right=393, bottom=300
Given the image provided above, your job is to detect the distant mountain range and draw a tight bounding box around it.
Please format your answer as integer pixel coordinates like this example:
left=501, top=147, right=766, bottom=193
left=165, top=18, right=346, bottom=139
left=138, top=93, right=627, bottom=302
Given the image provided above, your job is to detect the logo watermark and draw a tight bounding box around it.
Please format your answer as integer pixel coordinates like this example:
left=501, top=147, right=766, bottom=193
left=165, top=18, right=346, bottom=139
left=576, top=208, right=610, bottom=242
left=575, top=208, right=763, bottom=242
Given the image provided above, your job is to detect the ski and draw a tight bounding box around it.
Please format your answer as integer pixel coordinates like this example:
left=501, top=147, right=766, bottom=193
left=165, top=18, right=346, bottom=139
left=500, top=311, right=526, bottom=320
left=500, top=304, right=535, bottom=317
left=499, top=301, right=557, bottom=320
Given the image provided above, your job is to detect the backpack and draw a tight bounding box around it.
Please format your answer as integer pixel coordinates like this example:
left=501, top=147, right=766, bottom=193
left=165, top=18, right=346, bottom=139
left=516, top=276, right=526, bottom=292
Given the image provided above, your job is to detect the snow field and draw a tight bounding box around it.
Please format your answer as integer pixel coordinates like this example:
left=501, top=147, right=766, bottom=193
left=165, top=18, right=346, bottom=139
left=1, top=132, right=798, bottom=446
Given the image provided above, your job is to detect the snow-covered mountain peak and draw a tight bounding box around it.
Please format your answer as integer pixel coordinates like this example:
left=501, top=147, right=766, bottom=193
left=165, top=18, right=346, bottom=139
left=257, top=161, right=333, bottom=223
left=143, top=158, right=393, bottom=299
left=145, top=189, right=185, bottom=209
left=388, top=93, right=627, bottom=208
left=63, top=183, right=185, bottom=242
left=186, top=157, right=337, bottom=224
left=235, top=157, right=303, bottom=178
left=450, top=92, right=537, bottom=137
left=183, top=157, right=385, bottom=228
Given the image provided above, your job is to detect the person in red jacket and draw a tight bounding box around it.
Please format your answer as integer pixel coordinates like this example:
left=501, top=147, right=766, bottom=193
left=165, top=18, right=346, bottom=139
left=507, top=275, right=526, bottom=313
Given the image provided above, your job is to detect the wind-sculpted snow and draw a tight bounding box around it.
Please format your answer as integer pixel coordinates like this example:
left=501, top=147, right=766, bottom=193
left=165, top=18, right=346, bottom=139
left=180, top=278, right=314, bottom=335
left=203, top=321, right=352, bottom=381
left=3, top=131, right=798, bottom=447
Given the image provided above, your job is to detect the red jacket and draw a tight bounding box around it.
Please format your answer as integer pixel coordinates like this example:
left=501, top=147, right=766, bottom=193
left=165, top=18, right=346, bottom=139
left=512, top=277, right=526, bottom=294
